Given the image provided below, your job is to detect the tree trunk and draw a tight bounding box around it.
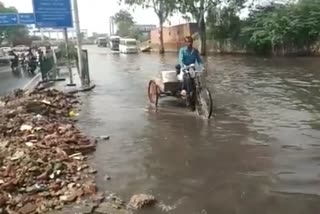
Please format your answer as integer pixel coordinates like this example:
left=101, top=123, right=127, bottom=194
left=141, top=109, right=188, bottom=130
left=159, top=17, right=165, bottom=54
left=198, top=15, right=206, bottom=56
left=271, top=39, right=275, bottom=56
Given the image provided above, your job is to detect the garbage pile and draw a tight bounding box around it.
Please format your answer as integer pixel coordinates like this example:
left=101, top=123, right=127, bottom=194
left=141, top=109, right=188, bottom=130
left=128, top=194, right=156, bottom=209
left=0, top=89, right=98, bottom=213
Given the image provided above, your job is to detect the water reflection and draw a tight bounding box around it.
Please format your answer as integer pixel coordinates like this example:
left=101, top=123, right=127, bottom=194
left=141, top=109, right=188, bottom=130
left=208, top=55, right=320, bottom=197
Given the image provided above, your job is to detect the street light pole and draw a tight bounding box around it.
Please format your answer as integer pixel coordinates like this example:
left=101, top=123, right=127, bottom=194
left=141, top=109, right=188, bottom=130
left=73, top=0, right=84, bottom=86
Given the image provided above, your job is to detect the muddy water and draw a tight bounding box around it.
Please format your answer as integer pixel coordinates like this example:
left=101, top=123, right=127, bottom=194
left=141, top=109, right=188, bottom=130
left=78, top=46, right=320, bottom=213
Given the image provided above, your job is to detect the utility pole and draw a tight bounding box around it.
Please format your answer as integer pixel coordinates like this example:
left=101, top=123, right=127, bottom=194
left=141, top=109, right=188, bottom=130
left=109, top=16, right=115, bottom=36
left=64, top=28, right=75, bottom=86
left=109, top=17, right=112, bottom=36
left=112, top=18, right=115, bottom=35
left=40, top=28, right=44, bottom=41
left=73, top=0, right=85, bottom=86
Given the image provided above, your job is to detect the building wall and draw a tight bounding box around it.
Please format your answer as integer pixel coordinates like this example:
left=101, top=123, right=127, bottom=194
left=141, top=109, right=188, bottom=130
left=150, top=23, right=199, bottom=45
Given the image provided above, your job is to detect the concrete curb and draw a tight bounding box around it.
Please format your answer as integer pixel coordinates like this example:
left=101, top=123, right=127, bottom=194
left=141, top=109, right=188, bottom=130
left=22, top=72, right=42, bottom=91
left=67, top=84, right=96, bottom=94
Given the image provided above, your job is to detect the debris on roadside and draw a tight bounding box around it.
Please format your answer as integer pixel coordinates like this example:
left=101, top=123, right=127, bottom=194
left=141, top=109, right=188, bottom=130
left=99, top=136, right=110, bottom=141
left=91, top=192, right=130, bottom=214
left=104, top=174, right=111, bottom=181
left=0, top=88, right=98, bottom=213
left=128, top=194, right=156, bottom=209
left=95, top=201, right=132, bottom=214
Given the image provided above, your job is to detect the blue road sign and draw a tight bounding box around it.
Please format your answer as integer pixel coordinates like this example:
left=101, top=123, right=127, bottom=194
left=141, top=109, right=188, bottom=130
left=32, top=0, right=73, bottom=28
left=0, top=14, right=18, bottom=26
left=18, top=13, right=35, bottom=25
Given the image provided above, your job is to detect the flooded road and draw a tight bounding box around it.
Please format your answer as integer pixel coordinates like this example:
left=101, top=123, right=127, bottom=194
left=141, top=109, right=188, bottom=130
left=0, top=66, right=36, bottom=96
left=79, top=46, right=320, bottom=213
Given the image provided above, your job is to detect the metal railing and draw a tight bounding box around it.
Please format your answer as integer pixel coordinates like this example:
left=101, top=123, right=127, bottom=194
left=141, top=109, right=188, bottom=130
left=39, top=47, right=91, bottom=87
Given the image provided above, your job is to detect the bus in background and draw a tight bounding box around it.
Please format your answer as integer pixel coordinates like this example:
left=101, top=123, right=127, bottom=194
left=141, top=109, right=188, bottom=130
left=97, top=37, right=107, bottom=47
left=119, top=38, right=138, bottom=54
left=109, top=36, right=120, bottom=51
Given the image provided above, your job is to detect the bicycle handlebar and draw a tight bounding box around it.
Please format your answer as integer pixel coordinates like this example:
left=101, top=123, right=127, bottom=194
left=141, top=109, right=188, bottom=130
left=182, top=64, right=204, bottom=73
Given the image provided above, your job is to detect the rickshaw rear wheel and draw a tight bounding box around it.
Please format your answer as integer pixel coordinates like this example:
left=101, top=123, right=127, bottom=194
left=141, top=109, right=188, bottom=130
left=148, top=80, right=160, bottom=107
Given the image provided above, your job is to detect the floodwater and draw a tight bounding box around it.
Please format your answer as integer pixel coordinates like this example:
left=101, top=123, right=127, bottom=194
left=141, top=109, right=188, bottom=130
left=78, top=46, right=320, bottom=214
left=0, top=66, right=35, bottom=96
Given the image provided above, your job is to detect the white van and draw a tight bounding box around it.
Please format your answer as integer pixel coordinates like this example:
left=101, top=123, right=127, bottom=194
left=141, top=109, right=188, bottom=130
left=119, top=38, right=138, bottom=54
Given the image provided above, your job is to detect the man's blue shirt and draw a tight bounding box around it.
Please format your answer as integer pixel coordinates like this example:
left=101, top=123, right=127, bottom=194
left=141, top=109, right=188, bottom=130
left=179, top=46, right=203, bottom=67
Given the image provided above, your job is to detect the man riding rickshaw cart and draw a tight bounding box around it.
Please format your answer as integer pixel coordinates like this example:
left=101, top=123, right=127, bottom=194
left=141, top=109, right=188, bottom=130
left=148, top=36, right=213, bottom=119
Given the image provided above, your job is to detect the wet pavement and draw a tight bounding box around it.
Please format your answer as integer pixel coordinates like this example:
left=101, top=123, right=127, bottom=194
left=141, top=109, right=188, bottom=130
left=77, top=46, right=320, bottom=213
left=0, top=65, right=37, bottom=96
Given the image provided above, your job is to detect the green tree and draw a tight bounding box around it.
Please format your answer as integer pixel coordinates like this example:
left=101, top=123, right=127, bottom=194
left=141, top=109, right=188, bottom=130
left=7, top=27, right=30, bottom=46
left=57, top=41, right=77, bottom=60
left=114, top=10, right=134, bottom=25
left=120, top=0, right=176, bottom=54
left=117, top=22, right=132, bottom=37
left=0, top=2, right=30, bottom=46
left=207, top=6, right=242, bottom=42
left=127, top=26, right=143, bottom=40
left=177, top=0, right=214, bottom=55
left=240, top=0, right=320, bottom=55
left=113, top=10, right=142, bottom=39
left=241, top=3, right=288, bottom=54
left=177, top=0, right=245, bottom=55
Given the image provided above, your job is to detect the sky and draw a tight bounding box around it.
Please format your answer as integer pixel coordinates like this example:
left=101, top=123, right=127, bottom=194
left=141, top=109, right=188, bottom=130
left=1, top=0, right=186, bottom=35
